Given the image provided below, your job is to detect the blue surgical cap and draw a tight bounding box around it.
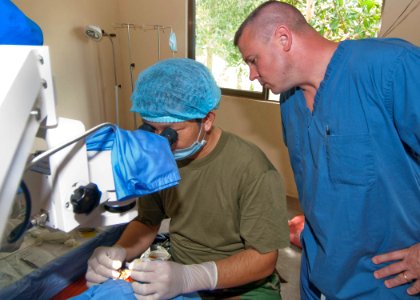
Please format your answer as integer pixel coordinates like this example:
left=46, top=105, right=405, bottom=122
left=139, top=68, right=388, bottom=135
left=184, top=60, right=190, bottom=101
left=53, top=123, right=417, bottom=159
left=131, top=58, right=221, bottom=123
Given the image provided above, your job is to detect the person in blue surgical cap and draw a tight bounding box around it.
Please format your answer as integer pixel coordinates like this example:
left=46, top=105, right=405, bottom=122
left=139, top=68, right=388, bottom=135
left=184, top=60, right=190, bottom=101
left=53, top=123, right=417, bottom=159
left=85, top=58, right=289, bottom=299
left=234, top=1, right=420, bottom=299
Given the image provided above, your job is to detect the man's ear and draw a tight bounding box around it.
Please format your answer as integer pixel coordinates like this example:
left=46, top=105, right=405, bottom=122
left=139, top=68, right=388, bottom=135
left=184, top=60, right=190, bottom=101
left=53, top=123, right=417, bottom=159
left=274, top=25, right=292, bottom=51
left=203, top=111, right=216, bottom=131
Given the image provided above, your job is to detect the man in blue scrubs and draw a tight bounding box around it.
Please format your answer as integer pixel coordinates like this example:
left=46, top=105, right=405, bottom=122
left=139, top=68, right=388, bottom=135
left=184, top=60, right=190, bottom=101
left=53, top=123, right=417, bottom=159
left=234, top=1, right=420, bottom=299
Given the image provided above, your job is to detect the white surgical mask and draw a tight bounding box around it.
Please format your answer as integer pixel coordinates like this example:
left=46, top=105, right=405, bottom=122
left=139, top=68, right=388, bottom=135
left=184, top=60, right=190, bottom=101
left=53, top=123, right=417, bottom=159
left=173, top=123, right=206, bottom=160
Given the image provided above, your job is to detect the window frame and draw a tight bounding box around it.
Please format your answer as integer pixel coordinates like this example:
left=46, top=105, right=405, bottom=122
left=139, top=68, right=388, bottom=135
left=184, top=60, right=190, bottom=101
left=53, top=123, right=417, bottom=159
left=187, top=0, right=270, bottom=101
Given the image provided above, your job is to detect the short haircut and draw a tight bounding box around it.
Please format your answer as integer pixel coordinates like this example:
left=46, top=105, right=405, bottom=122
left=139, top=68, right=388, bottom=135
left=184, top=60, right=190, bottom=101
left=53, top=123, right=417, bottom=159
left=234, top=1, right=308, bottom=46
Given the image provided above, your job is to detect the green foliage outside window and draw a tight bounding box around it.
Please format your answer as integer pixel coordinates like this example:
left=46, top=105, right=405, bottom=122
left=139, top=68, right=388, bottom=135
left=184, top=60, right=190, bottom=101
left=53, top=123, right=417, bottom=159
left=306, top=0, right=382, bottom=41
left=195, top=0, right=382, bottom=94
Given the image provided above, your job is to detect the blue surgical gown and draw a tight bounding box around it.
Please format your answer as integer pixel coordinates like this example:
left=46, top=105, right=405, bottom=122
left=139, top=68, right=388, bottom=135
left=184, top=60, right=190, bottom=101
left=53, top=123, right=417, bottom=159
left=69, top=279, right=201, bottom=300
left=280, top=38, right=420, bottom=299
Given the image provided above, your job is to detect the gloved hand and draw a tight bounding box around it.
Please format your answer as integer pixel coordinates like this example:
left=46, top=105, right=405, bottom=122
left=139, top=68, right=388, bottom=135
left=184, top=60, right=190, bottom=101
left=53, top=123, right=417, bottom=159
left=128, top=260, right=217, bottom=299
left=85, top=245, right=127, bottom=286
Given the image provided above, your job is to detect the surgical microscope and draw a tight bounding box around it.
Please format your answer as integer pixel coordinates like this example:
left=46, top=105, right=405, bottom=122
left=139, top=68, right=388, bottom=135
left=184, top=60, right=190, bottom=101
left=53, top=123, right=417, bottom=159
left=0, top=45, right=179, bottom=245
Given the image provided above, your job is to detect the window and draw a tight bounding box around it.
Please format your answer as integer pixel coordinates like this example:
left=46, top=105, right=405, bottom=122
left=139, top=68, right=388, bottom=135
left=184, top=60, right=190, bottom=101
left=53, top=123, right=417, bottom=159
left=188, top=0, right=269, bottom=100
left=188, top=0, right=382, bottom=102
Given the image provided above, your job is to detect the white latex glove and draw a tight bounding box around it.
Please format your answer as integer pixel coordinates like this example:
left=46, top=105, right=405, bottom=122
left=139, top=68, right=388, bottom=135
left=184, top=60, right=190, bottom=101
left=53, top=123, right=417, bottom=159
left=129, top=260, right=218, bottom=300
left=85, top=245, right=127, bottom=286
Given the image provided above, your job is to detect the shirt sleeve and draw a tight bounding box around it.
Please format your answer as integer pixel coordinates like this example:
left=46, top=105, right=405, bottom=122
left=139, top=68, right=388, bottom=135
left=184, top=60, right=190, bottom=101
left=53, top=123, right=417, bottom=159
left=135, top=193, right=166, bottom=226
left=239, top=168, right=290, bottom=253
left=390, top=44, right=420, bottom=158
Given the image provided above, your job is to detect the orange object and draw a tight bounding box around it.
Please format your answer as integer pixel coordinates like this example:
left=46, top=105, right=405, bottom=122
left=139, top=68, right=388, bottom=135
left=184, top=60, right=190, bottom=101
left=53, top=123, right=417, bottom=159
left=118, top=269, right=134, bottom=282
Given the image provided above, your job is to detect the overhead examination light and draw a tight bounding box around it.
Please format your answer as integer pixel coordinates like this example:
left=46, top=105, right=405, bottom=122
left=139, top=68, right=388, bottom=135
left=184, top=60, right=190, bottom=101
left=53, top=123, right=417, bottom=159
left=84, top=25, right=115, bottom=41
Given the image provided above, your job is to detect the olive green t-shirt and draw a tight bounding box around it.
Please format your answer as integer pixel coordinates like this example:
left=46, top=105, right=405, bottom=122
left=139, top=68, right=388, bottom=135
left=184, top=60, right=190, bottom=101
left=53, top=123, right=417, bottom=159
left=135, top=130, right=289, bottom=264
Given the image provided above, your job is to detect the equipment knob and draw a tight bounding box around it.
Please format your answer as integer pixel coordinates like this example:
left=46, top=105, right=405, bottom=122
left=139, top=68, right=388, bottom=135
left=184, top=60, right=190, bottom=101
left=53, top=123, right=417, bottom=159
left=70, top=183, right=101, bottom=214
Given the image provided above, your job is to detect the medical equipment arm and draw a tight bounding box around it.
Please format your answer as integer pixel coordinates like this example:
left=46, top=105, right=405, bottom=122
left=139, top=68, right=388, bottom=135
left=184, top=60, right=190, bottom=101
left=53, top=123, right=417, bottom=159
left=0, top=45, right=56, bottom=239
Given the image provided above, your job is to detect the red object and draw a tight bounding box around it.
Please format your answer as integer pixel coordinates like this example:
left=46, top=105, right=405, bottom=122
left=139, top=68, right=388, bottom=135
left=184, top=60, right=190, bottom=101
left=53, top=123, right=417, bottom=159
left=288, top=214, right=304, bottom=249
left=50, top=276, right=88, bottom=300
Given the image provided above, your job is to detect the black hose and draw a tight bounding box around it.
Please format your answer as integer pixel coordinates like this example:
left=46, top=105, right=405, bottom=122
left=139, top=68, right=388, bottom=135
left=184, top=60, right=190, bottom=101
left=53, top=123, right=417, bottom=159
left=7, top=181, right=32, bottom=243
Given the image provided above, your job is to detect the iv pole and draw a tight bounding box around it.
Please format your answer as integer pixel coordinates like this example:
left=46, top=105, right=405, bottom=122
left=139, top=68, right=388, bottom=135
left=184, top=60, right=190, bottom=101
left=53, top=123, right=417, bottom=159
left=113, top=23, right=175, bottom=128
left=140, top=24, right=173, bottom=61
left=113, top=23, right=137, bottom=128
left=109, top=36, right=121, bottom=126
